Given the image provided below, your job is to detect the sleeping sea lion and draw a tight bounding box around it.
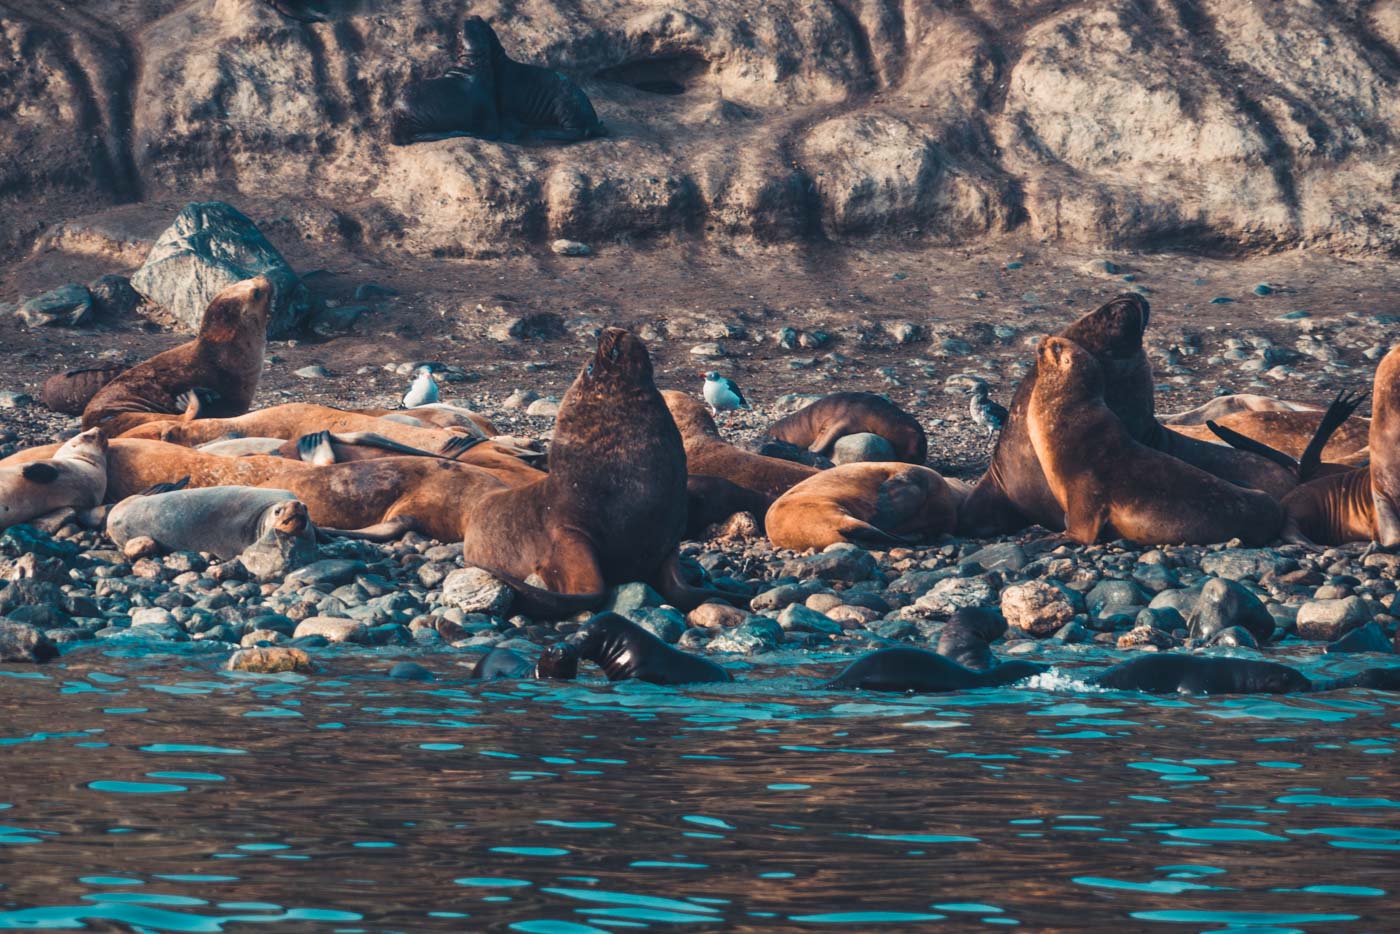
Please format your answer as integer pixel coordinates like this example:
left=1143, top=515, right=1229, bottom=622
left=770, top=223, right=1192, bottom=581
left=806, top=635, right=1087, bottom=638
left=0, top=428, right=108, bottom=531
left=1161, top=394, right=1320, bottom=426
left=662, top=391, right=817, bottom=499
left=82, top=277, right=271, bottom=435
left=460, top=329, right=745, bottom=617
left=354, top=404, right=497, bottom=437
left=1027, top=336, right=1284, bottom=546
left=823, top=647, right=1046, bottom=693
left=107, top=486, right=315, bottom=562
left=958, top=294, right=1296, bottom=536
left=764, top=463, right=960, bottom=551
left=760, top=392, right=928, bottom=465
left=474, top=17, right=605, bottom=142
left=570, top=613, right=731, bottom=685
left=41, top=364, right=128, bottom=415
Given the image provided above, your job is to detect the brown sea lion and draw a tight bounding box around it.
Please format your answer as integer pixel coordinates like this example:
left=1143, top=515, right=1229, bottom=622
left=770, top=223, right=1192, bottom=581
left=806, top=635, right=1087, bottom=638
left=0, top=428, right=108, bottom=531
left=40, top=364, right=129, bottom=415
left=1162, top=394, right=1321, bottom=426
left=460, top=329, right=744, bottom=617
left=82, top=278, right=271, bottom=435
left=1171, top=410, right=1371, bottom=466
left=353, top=404, right=497, bottom=437
left=661, top=391, right=817, bottom=499
left=1028, top=337, right=1284, bottom=546
left=760, top=392, right=928, bottom=465
left=685, top=475, right=774, bottom=538
left=958, top=294, right=1296, bottom=536
left=765, top=463, right=960, bottom=551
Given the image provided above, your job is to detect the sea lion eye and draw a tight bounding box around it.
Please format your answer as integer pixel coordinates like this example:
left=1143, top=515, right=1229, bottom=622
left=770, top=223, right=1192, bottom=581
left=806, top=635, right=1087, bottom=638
left=585, top=363, right=594, bottom=377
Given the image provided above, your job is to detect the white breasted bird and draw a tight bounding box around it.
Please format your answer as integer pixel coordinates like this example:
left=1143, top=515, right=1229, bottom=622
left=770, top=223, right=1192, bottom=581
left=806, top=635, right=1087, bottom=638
left=703, top=371, right=750, bottom=416
left=402, top=367, right=440, bottom=408
left=967, top=382, right=1008, bottom=439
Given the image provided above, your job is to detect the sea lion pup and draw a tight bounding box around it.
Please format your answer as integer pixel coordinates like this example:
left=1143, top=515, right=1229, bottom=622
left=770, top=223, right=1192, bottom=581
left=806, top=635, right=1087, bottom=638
left=760, top=392, right=928, bottom=465
left=118, top=403, right=543, bottom=488
left=823, top=647, right=1046, bottom=693
left=765, top=463, right=960, bottom=551
left=957, top=294, right=1296, bottom=536
left=460, top=329, right=746, bottom=617
left=107, top=486, right=315, bottom=561
left=1028, top=337, right=1284, bottom=546
left=390, top=16, right=500, bottom=144
left=661, top=391, right=817, bottom=499
left=570, top=613, right=731, bottom=685
left=41, top=364, right=128, bottom=415
left=0, top=428, right=108, bottom=531
left=685, top=475, right=774, bottom=538
left=82, top=277, right=271, bottom=435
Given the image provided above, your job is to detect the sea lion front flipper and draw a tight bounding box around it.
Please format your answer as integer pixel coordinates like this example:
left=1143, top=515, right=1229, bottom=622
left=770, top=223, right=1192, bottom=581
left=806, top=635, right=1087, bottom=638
left=441, top=434, right=485, bottom=459
left=1206, top=421, right=1300, bottom=472
left=332, top=432, right=437, bottom=459
left=807, top=424, right=847, bottom=457
left=1063, top=495, right=1109, bottom=545
left=318, top=516, right=418, bottom=542
left=137, top=476, right=192, bottom=497
left=20, top=463, right=60, bottom=484
left=837, top=518, right=911, bottom=548
left=653, top=552, right=750, bottom=612
left=296, top=431, right=337, bottom=466
left=1298, top=389, right=1368, bottom=482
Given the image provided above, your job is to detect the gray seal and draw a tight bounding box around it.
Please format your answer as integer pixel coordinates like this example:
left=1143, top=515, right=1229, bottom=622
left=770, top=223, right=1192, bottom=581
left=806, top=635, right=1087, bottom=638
left=107, top=486, right=314, bottom=561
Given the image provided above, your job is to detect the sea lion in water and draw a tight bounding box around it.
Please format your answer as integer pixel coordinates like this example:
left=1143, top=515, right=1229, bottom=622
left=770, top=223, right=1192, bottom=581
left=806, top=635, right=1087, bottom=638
left=662, top=391, right=817, bottom=499
left=958, top=294, right=1296, bottom=536
left=764, top=463, right=961, bottom=551
left=823, top=647, right=1046, bottom=693
left=936, top=608, right=1006, bottom=671
left=82, top=278, right=271, bottom=435
left=467, top=646, right=577, bottom=681
left=570, top=613, right=731, bottom=685
left=0, top=428, right=108, bottom=531
left=1028, top=336, right=1285, bottom=546
left=41, top=364, right=128, bottom=415
left=1088, top=654, right=1311, bottom=695
left=760, top=392, right=928, bottom=465
left=460, top=330, right=744, bottom=617
left=106, top=486, right=315, bottom=561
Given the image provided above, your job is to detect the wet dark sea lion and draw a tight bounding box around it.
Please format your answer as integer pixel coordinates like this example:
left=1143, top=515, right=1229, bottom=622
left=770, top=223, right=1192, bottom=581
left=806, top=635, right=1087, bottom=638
left=41, top=364, right=128, bottom=415
left=765, top=463, right=960, bottom=551
left=460, top=330, right=744, bottom=616
left=390, top=18, right=500, bottom=144
left=823, top=647, right=1046, bottom=693
left=467, top=647, right=578, bottom=681
left=1089, top=654, right=1312, bottom=695
left=82, top=278, right=271, bottom=436
left=1028, top=336, right=1284, bottom=546
left=936, top=608, right=1006, bottom=671
left=662, top=391, right=817, bottom=500
left=571, top=613, right=731, bottom=685
left=762, top=392, right=928, bottom=465
left=958, top=294, right=1295, bottom=536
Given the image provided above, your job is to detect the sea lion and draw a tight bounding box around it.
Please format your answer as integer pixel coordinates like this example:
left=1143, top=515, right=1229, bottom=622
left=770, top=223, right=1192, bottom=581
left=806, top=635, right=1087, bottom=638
left=936, top=607, right=1006, bottom=671
left=1172, top=409, right=1371, bottom=466
left=197, top=438, right=288, bottom=457
left=760, top=392, right=928, bottom=465
left=662, top=391, right=817, bottom=499
left=460, top=330, right=744, bottom=617
left=1162, top=394, right=1322, bottom=426
left=1088, top=654, right=1312, bottom=694
left=82, top=277, right=271, bottom=435
left=354, top=404, right=497, bottom=437
left=106, top=486, right=315, bottom=561
left=40, top=364, right=128, bottom=415
left=0, top=428, right=107, bottom=531
left=390, top=17, right=500, bottom=144
left=765, top=462, right=960, bottom=551
left=823, top=647, right=1046, bottom=693
left=475, top=17, right=605, bottom=142
left=466, top=645, right=580, bottom=680
left=958, top=294, right=1296, bottom=536
left=1027, top=336, right=1284, bottom=546
left=570, top=613, right=731, bottom=685
left=686, top=475, right=774, bottom=537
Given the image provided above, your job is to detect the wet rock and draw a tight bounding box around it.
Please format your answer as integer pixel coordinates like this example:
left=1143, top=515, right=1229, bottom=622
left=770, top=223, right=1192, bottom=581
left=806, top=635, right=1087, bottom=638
left=1116, top=625, right=1180, bottom=650
left=0, top=620, right=59, bottom=663
left=227, top=647, right=314, bottom=673
left=292, top=617, right=370, bottom=644
left=1051, top=620, right=1088, bottom=644
left=130, top=202, right=307, bottom=336
left=0, top=526, right=80, bottom=561
left=604, top=583, right=665, bottom=616
left=628, top=606, right=687, bottom=644
left=1200, top=549, right=1297, bottom=581
left=687, top=602, right=753, bottom=630
left=831, top=433, right=895, bottom=465
left=869, top=619, right=917, bottom=640
left=778, top=603, right=841, bottom=634
left=240, top=629, right=287, bottom=647
left=388, top=661, right=435, bottom=680
left=1086, top=579, right=1147, bottom=615
left=960, top=543, right=1027, bottom=573
left=1296, top=596, right=1371, bottom=642
left=440, top=568, right=513, bottom=615
left=783, top=544, right=876, bottom=583
left=1001, top=580, right=1080, bottom=637
left=1132, top=563, right=1181, bottom=594
left=239, top=529, right=317, bottom=582
left=15, top=284, right=94, bottom=327
left=1186, top=578, right=1274, bottom=643
left=708, top=619, right=781, bottom=654
left=1325, top=621, right=1393, bottom=655
left=285, top=560, right=367, bottom=589
left=131, top=607, right=176, bottom=628
left=88, top=275, right=142, bottom=318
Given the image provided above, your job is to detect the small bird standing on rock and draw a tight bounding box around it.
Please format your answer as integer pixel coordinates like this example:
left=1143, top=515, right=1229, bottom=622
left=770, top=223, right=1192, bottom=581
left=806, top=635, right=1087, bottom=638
left=703, top=372, right=751, bottom=417
left=402, top=368, right=440, bottom=408
left=967, top=382, right=1008, bottom=440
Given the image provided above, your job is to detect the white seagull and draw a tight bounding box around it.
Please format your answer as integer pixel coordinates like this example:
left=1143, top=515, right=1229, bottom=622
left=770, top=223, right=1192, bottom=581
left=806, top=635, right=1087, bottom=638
left=703, top=371, right=751, bottom=416
left=402, top=368, right=440, bottom=408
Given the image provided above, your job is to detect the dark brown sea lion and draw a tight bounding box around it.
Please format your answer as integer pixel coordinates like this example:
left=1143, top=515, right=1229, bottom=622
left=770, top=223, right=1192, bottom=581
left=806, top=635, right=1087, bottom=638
left=0, top=429, right=107, bottom=531
left=761, top=392, right=928, bottom=465
left=823, top=647, right=1046, bottom=693
left=475, top=17, right=606, bottom=142
left=661, top=391, right=817, bottom=499
left=936, top=607, right=1006, bottom=671
left=764, top=463, right=960, bottom=551
left=460, top=329, right=744, bottom=617
left=82, top=277, right=271, bottom=435
left=958, top=295, right=1296, bottom=536
left=570, top=613, right=731, bottom=685
left=40, top=364, right=128, bottom=415
left=1088, top=654, right=1311, bottom=694
left=1028, top=336, right=1284, bottom=546
left=685, top=475, right=774, bottom=538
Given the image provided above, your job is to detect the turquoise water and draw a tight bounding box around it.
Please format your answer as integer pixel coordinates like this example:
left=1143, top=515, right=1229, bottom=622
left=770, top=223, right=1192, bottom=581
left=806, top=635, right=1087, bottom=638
left=0, top=649, right=1397, bottom=930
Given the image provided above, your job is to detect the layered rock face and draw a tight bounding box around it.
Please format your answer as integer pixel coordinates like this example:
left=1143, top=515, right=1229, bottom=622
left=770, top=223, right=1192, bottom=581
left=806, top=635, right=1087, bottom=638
left=2, top=0, right=1397, bottom=258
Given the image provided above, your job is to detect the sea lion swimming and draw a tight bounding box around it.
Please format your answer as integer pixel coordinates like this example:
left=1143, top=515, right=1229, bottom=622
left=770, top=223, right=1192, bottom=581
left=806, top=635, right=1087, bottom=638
left=1027, top=336, right=1285, bottom=546
left=41, top=364, right=128, bottom=416
left=570, top=613, right=731, bottom=685
left=460, top=329, right=746, bottom=617
left=0, top=428, right=108, bottom=532
left=764, top=462, right=961, bottom=551
left=958, top=294, right=1296, bottom=536
left=1086, top=654, right=1400, bottom=695
left=936, top=607, right=1006, bottom=671
left=107, top=486, right=315, bottom=562
left=662, top=391, right=817, bottom=500
left=760, top=392, right=928, bottom=465
left=823, top=647, right=1047, bottom=693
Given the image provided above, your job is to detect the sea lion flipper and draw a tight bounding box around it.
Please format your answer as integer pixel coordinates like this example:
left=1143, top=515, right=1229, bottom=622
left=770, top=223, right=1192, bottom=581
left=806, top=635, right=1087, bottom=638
left=318, top=516, right=418, bottom=542
left=441, top=434, right=485, bottom=459
left=1297, top=389, right=1367, bottom=481
left=1063, top=496, right=1109, bottom=545
left=653, top=552, right=749, bottom=611
left=137, top=476, right=191, bottom=497
left=1206, top=420, right=1299, bottom=473
left=296, top=431, right=336, bottom=466
left=333, top=432, right=437, bottom=459
left=838, top=519, right=910, bottom=548
left=20, top=463, right=60, bottom=484
left=807, top=424, right=846, bottom=456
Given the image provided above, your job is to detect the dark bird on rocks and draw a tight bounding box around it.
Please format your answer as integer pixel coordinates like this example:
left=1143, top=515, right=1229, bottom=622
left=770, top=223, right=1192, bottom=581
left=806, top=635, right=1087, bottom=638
left=967, top=382, right=1007, bottom=439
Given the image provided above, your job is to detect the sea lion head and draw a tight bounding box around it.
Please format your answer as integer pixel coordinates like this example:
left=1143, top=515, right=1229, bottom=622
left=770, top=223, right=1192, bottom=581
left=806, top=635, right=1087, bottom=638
left=660, top=390, right=721, bottom=440
left=1061, top=293, right=1150, bottom=361
left=582, top=327, right=654, bottom=389
left=199, top=276, right=272, bottom=345
left=58, top=427, right=109, bottom=463
left=270, top=499, right=310, bottom=536
left=460, top=16, right=503, bottom=64
left=1036, top=336, right=1105, bottom=402
left=535, top=643, right=580, bottom=680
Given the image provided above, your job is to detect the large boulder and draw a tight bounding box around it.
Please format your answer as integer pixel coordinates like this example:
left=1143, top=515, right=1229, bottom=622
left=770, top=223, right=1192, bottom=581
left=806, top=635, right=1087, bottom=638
left=129, top=201, right=307, bottom=336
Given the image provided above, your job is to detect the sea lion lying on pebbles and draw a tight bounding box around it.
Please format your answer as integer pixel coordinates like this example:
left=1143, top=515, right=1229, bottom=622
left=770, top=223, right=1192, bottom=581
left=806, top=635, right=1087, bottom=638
left=0, top=428, right=108, bottom=532
left=765, top=463, right=961, bottom=551
left=662, top=391, right=817, bottom=499
left=107, top=485, right=316, bottom=564
left=41, top=364, right=128, bottom=415
left=82, top=277, right=271, bottom=435
left=1161, top=394, right=1321, bottom=426
left=760, top=392, right=928, bottom=465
